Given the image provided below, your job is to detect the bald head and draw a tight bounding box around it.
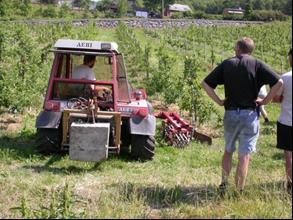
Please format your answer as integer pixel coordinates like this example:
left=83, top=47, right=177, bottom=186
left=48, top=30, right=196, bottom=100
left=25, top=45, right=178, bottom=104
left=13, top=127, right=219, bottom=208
left=235, top=37, right=255, bottom=56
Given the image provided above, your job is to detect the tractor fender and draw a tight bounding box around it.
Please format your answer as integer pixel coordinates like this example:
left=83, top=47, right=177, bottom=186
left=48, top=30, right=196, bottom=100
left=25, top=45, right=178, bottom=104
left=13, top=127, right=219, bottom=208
left=35, top=111, right=62, bottom=129
left=130, top=114, right=156, bottom=136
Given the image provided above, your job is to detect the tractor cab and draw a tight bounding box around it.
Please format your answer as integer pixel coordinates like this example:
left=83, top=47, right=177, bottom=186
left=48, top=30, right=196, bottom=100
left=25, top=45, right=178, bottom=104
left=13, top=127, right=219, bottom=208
left=46, top=39, right=133, bottom=113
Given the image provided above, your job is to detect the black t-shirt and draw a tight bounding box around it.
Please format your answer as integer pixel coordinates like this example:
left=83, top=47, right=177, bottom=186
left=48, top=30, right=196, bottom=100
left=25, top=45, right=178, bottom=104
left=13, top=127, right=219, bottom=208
left=204, top=55, right=280, bottom=109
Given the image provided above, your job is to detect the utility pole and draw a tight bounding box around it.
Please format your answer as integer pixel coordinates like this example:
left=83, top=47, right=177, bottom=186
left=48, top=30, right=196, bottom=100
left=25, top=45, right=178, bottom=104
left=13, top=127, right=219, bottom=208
left=161, top=0, right=164, bottom=18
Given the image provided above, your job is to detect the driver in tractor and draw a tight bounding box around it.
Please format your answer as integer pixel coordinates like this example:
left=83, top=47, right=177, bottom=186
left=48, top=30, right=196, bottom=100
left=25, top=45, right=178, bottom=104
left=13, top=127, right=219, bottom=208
left=72, top=54, right=96, bottom=82
left=72, top=55, right=110, bottom=98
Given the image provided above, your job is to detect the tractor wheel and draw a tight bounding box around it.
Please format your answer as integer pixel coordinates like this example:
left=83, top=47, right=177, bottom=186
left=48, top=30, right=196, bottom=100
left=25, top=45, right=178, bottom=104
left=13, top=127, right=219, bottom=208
left=36, top=128, right=61, bottom=154
left=120, top=121, right=131, bottom=155
left=131, top=135, right=155, bottom=160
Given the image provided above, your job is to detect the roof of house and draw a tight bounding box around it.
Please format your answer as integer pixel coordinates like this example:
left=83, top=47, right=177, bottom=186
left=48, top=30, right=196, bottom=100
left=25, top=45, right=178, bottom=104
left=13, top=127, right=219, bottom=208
left=169, top=4, right=192, bottom=12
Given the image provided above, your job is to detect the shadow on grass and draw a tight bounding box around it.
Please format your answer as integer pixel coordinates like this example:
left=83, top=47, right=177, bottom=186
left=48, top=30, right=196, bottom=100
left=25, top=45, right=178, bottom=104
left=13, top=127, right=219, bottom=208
left=23, top=160, right=103, bottom=175
left=120, top=182, right=219, bottom=209
left=119, top=180, right=292, bottom=209
left=0, top=132, right=41, bottom=160
left=248, top=180, right=287, bottom=192
left=23, top=153, right=145, bottom=175
left=243, top=181, right=292, bottom=201
left=0, top=131, right=143, bottom=174
left=272, top=152, right=284, bottom=160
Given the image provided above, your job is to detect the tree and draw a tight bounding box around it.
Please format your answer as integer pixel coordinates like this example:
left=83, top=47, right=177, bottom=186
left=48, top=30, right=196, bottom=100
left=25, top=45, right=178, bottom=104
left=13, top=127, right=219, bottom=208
left=244, top=0, right=253, bottom=20
left=253, top=0, right=266, bottom=10
left=40, top=0, right=58, bottom=3
left=73, top=0, right=90, bottom=10
left=143, top=0, right=175, bottom=14
left=283, top=0, right=292, bottom=15
left=118, top=0, right=128, bottom=17
left=42, top=5, right=57, bottom=17
left=58, top=3, right=70, bottom=18
left=135, top=0, right=144, bottom=8
left=18, top=0, right=32, bottom=17
left=0, top=0, right=12, bottom=17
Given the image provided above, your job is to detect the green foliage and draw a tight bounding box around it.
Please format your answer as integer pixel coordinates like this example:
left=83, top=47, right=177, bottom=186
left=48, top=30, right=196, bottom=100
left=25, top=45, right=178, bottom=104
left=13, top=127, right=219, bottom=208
left=116, top=22, right=144, bottom=83
left=42, top=5, right=57, bottom=18
left=147, top=45, right=176, bottom=98
left=223, top=14, right=244, bottom=21
left=12, top=183, right=86, bottom=218
left=178, top=56, right=218, bottom=124
left=135, top=0, right=144, bottom=8
left=283, top=0, right=292, bottom=15
left=245, top=0, right=253, bottom=20
left=18, top=0, right=32, bottom=17
left=250, top=10, right=288, bottom=21
left=170, top=12, right=184, bottom=19
left=118, top=0, right=128, bottom=17
left=58, top=4, right=71, bottom=18
left=192, top=11, right=209, bottom=19
left=0, top=24, right=48, bottom=111
left=0, top=0, right=291, bottom=20
left=144, top=0, right=175, bottom=14
left=0, top=0, right=13, bottom=18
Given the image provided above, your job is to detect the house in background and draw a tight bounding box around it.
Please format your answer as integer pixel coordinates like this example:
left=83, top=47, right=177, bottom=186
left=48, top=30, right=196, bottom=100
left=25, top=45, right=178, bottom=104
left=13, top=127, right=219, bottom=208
left=165, top=4, right=192, bottom=17
left=223, top=7, right=245, bottom=15
left=135, top=8, right=148, bottom=18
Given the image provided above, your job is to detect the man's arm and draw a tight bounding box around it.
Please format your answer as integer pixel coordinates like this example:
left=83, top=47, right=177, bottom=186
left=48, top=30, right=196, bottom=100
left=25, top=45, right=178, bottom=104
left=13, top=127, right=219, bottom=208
left=272, top=82, right=284, bottom=103
left=257, top=79, right=284, bottom=105
left=201, top=81, right=225, bottom=106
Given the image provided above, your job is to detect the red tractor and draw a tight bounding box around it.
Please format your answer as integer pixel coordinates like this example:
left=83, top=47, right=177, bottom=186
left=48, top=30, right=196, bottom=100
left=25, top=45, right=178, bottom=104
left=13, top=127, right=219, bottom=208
left=36, top=39, right=211, bottom=162
left=36, top=39, right=156, bottom=162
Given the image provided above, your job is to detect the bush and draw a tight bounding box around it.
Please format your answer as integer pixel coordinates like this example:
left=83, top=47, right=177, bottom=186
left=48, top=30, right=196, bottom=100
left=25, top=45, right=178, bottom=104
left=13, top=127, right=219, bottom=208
left=42, top=5, right=57, bottom=18
left=223, top=14, right=244, bottom=20
left=249, top=10, right=288, bottom=21
left=170, top=12, right=184, bottom=19
left=182, top=11, right=193, bottom=18
left=193, top=11, right=209, bottom=19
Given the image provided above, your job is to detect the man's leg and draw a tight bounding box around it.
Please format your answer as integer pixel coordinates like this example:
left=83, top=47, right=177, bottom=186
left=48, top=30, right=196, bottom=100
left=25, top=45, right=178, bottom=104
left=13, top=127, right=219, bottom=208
left=235, top=153, right=251, bottom=190
left=221, top=150, right=233, bottom=184
left=284, top=150, right=292, bottom=185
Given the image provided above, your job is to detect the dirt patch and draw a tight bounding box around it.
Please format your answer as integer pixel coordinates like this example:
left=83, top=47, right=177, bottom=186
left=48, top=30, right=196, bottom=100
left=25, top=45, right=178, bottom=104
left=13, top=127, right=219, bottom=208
left=151, top=101, right=181, bottom=113
left=0, top=113, right=22, bottom=133
left=197, top=125, right=221, bottom=139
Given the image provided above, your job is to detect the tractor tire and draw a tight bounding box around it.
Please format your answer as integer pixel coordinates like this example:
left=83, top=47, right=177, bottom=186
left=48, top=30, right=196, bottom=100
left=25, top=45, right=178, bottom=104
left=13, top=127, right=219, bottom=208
left=131, top=135, right=155, bottom=160
left=120, top=121, right=131, bottom=155
left=36, top=128, right=61, bottom=154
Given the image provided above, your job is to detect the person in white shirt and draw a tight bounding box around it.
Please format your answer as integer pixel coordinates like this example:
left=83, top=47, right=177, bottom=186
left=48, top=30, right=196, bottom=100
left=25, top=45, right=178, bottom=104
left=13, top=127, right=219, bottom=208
left=274, top=48, right=292, bottom=192
left=258, top=85, right=269, bottom=124
left=72, top=55, right=96, bottom=81
left=72, top=55, right=111, bottom=97
left=72, top=55, right=96, bottom=96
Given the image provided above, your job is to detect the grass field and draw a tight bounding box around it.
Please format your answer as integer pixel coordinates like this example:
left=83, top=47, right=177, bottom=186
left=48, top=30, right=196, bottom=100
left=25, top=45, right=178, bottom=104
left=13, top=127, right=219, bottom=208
left=0, top=21, right=292, bottom=218
left=0, top=102, right=292, bottom=218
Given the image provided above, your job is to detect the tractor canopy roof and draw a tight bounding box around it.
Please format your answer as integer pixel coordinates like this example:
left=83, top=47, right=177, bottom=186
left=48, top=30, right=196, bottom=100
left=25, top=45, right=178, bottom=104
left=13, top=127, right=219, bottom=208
left=53, top=39, right=119, bottom=54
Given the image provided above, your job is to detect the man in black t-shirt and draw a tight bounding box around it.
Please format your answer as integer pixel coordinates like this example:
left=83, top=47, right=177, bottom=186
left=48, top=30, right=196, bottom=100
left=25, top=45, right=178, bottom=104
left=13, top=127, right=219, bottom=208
left=201, top=37, right=283, bottom=194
